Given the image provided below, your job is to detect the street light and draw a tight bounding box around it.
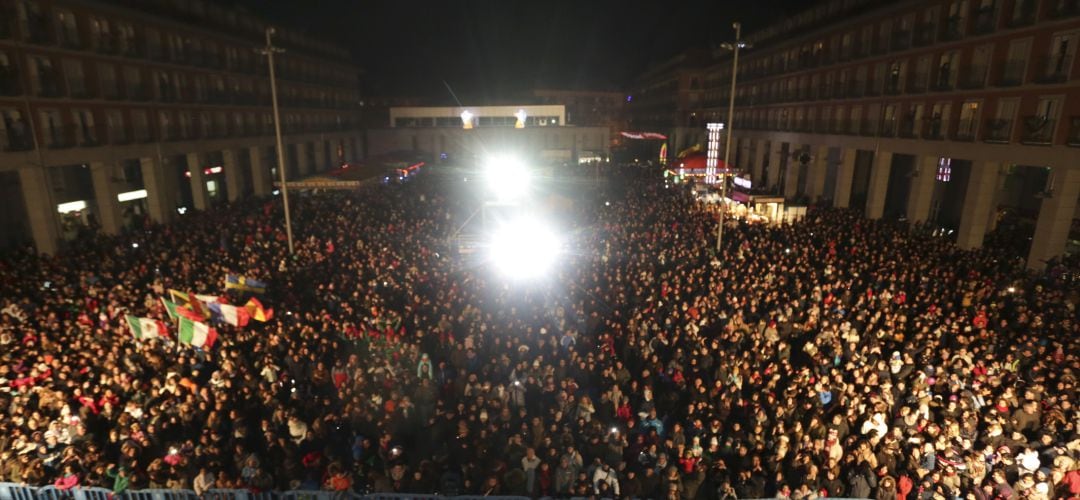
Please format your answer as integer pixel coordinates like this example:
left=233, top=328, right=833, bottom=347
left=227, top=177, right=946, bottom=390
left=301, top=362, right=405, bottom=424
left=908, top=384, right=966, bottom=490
left=716, top=22, right=752, bottom=254
left=484, top=154, right=532, bottom=201
left=489, top=216, right=562, bottom=280
left=261, top=27, right=294, bottom=255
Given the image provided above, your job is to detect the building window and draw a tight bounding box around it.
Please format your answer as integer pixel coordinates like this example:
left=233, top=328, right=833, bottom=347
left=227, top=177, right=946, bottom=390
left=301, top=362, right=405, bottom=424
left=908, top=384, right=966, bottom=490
left=17, top=1, right=49, bottom=43
left=123, top=66, right=143, bottom=99
left=131, top=110, right=150, bottom=142
left=115, top=22, right=136, bottom=55
left=0, top=51, right=17, bottom=96
left=105, top=109, right=125, bottom=144
left=98, top=63, right=118, bottom=99
left=145, top=28, right=162, bottom=59
left=936, top=52, right=958, bottom=89
left=62, top=59, right=87, bottom=97
left=55, top=9, right=79, bottom=48
left=88, top=17, right=111, bottom=52
left=1044, top=32, right=1077, bottom=82
left=1, top=108, right=31, bottom=151
left=38, top=109, right=63, bottom=148
left=28, top=55, right=58, bottom=97
left=72, top=109, right=97, bottom=146
left=158, top=111, right=173, bottom=140
left=956, top=101, right=981, bottom=140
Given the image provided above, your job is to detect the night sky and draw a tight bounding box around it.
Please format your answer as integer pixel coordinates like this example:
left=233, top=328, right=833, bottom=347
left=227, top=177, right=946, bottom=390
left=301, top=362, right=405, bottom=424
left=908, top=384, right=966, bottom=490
left=240, top=0, right=810, bottom=100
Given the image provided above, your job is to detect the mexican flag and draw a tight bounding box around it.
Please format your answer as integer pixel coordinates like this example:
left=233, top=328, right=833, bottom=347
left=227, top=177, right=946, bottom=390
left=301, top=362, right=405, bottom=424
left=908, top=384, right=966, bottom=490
left=178, top=317, right=218, bottom=349
left=126, top=315, right=168, bottom=340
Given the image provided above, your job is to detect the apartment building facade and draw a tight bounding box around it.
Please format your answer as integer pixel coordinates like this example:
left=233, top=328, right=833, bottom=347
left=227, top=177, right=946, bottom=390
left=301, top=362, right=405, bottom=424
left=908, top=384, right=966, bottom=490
left=0, top=0, right=365, bottom=254
left=638, top=0, right=1079, bottom=269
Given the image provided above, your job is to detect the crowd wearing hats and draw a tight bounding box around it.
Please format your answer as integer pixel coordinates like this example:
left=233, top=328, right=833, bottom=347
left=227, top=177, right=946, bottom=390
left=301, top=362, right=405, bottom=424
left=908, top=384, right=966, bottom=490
left=0, top=165, right=1077, bottom=499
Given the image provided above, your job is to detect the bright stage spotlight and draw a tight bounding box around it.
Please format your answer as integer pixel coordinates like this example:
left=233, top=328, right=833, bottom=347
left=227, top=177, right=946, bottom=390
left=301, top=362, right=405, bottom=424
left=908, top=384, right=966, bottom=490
left=489, top=216, right=561, bottom=280
left=484, top=155, right=532, bottom=201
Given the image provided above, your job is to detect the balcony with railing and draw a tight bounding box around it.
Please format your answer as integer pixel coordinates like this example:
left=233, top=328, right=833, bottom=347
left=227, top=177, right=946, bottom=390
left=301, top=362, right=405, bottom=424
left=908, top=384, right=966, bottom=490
left=960, top=66, right=988, bottom=89
left=35, top=76, right=63, bottom=98
left=891, top=29, right=912, bottom=50
left=883, top=74, right=901, bottom=94
left=953, top=121, right=977, bottom=141
left=865, top=79, right=882, bottom=97
left=105, top=127, right=129, bottom=146
left=57, top=30, right=82, bottom=50
left=133, top=127, right=154, bottom=143
left=925, top=118, right=946, bottom=140
left=1008, top=0, right=1038, bottom=27
left=77, top=128, right=101, bottom=147
left=91, top=35, right=114, bottom=55
left=1048, top=0, right=1080, bottom=18
left=845, top=118, right=860, bottom=135
left=0, top=8, right=13, bottom=39
left=940, top=16, right=965, bottom=41
left=0, top=69, right=19, bottom=96
left=995, top=60, right=1025, bottom=87
left=881, top=118, right=898, bottom=137
left=860, top=119, right=879, bottom=136
left=2, top=126, right=33, bottom=152
left=984, top=118, right=1012, bottom=143
left=846, top=80, right=865, bottom=98
left=838, top=45, right=855, bottom=62
left=909, top=73, right=928, bottom=93
left=1037, top=57, right=1071, bottom=84
left=44, top=125, right=75, bottom=149
left=855, top=42, right=871, bottom=59
left=913, top=22, right=937, bottom=46
left=25, top=16, right=53, bottom=44
left=899, top=116, right=920, bottom=138
left=1020, top=116, right=1055, bottom=145
left=816, top=84, right=829, bottom=100
left=973, top=5, right=998, bottom=34
left=932, top=70, right=955, bottom=91
left=1067, top=117, right=1080, bottom=146
left=126, top=86, right=151, bottom=101
left=872, top=38, right=890, bottom=55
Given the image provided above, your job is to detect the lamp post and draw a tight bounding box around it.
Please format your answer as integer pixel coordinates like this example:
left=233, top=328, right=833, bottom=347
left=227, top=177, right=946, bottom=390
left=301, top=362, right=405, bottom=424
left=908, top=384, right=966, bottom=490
left=261, top=27, right=294, bottom=255
left=716, top=22, right=752, bottom=253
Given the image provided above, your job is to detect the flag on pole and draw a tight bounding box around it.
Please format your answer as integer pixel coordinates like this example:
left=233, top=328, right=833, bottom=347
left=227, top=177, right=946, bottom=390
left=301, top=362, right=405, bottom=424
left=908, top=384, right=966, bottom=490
left=169, top=289, right=210, bottom=319
left=208, top=302, right=250, bottom=327
left=161, top=298, right=203, bottom=322
left=126, top=315, right=168, bottom=340
left=244, top=297, right=274, bottom=322
left=195, top=294, right=227, bottom=305
left=225, top=274, right=267, bottom=294
left=178, top=317, right=217, bottom=349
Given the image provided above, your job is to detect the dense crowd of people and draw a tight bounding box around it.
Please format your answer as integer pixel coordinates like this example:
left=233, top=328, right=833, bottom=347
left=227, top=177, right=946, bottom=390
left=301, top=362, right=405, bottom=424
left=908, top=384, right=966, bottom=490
left=0, top=165, right=1077, bottom=499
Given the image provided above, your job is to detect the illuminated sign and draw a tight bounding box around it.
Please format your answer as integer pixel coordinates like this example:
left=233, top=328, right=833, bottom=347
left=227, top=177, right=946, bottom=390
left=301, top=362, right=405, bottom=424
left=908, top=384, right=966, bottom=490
left=117, top=189, right=148, bottom=202
left=620, top=131, right=668, bottom=140
left=705, top=123, right=723, bottom=184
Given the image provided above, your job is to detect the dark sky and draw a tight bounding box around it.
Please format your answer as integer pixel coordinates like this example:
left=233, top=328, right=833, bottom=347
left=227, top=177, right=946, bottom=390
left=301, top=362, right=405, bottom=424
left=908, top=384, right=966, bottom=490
left=241, top=0, right=810, bottom=100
